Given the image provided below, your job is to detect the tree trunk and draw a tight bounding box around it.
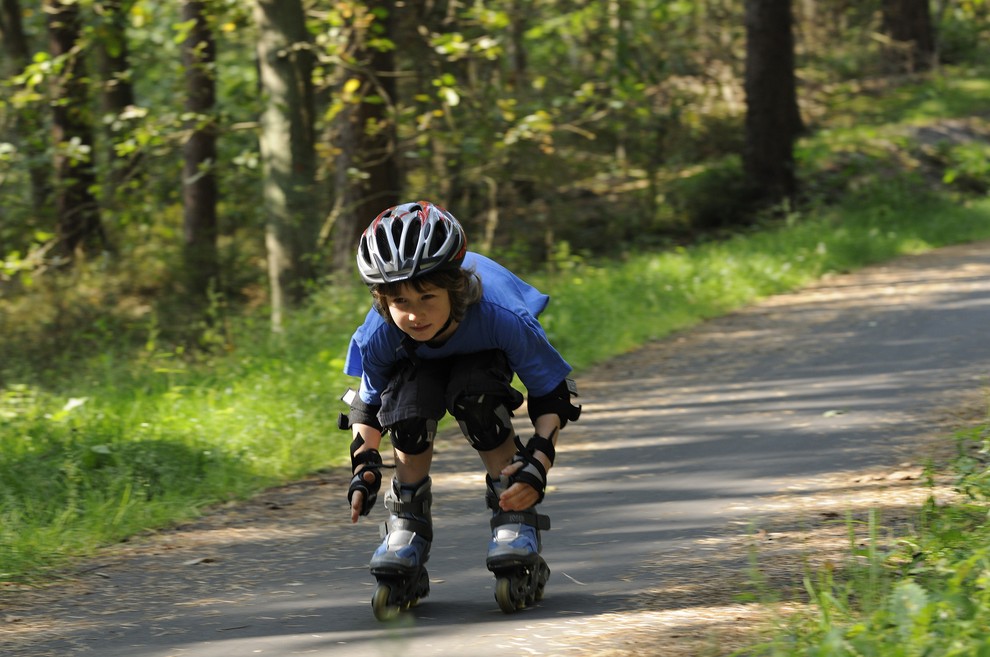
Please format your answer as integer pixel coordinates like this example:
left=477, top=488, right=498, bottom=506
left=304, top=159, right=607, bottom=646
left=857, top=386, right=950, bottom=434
left=330, top=0, right=401, bottom=273
left=743, top=0, right=801, bottom=212
left=46, top=0, right=105, bottom=260
left=881, top=0, right=935, bottom=72
left=253, top=0, right=318, bottom=331
left=180, top=0, right=219, bottom=301
left=95, top=0, right=141, bottom=196
left=1, top=0, right=51, bottom=213
left=0, top=0, right=30, bottom=70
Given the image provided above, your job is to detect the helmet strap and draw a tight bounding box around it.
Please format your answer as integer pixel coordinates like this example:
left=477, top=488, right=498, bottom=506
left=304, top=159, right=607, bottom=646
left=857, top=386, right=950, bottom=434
left=426, top=313, right=455, bottom=346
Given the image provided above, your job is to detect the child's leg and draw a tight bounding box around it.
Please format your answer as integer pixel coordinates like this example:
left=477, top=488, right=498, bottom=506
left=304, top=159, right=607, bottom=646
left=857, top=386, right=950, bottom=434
left=393, top=444, right=434, bottom=483
left=477, top=437, right=517, bottom=480
left=370, top=357, right=450, bottom=581
left=378, top=357, right=450, bottom=484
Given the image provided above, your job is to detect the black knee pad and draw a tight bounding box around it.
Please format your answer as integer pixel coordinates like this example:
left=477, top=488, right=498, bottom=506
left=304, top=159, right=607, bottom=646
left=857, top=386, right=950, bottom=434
left=388, top=417, right=437, bottom=455
left=450, top=393, right=516, bottom=451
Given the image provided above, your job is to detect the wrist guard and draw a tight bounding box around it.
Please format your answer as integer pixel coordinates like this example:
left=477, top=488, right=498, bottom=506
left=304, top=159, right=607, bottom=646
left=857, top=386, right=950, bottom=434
left=347, top=433, right=385, bottom=516
left=507, top=431, right=557, bottom=504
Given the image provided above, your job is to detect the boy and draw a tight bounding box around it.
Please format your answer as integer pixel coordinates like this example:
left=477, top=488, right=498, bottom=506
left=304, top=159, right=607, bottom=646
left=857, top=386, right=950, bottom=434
left=340, top=201, right=579, bottom=618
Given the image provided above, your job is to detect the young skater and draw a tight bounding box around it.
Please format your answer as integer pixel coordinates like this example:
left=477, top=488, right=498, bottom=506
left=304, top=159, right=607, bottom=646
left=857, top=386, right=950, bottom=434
left=339, top=201, right=580, bottom=619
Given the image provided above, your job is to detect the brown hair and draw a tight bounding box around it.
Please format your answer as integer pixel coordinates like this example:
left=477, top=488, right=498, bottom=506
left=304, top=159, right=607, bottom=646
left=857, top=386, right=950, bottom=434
left=371, top=267, right=482, bottom=326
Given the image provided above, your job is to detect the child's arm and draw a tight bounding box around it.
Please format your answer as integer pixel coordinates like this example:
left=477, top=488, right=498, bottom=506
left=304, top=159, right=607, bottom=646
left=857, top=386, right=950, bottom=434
left=497, top=377, right=579, bottom=511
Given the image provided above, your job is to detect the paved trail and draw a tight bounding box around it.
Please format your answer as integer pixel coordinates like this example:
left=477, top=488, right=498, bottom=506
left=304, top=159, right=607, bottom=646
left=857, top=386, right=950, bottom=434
left=3, top=242, right=990, bottom=657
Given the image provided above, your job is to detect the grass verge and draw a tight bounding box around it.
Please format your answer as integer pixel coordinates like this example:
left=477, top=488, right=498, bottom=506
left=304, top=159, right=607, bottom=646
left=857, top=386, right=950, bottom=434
left=739, top=404, right=990, bottom=656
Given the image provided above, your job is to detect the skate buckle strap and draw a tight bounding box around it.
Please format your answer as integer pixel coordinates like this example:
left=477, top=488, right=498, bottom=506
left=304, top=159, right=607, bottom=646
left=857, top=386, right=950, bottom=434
left=490, top=508, right=551, bottom=532
left=384, top=493, right=431, bottom=518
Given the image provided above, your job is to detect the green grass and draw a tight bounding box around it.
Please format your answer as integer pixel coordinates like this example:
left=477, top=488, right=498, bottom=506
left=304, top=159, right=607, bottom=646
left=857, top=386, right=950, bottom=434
left=0, top=284, right=371, bottom=581
left=820, top=74, right=990, bottom=128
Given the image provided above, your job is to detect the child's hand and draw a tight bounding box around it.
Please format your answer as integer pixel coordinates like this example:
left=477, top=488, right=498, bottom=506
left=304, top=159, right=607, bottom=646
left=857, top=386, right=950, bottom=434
left=497, top=461, right=541, bottom=510
left=349, top=469, right=378, bottom=523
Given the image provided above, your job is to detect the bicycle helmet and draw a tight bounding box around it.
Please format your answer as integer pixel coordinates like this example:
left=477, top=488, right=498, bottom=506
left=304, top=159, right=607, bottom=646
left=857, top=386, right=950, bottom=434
left=357, top=201, right=468, bottom=285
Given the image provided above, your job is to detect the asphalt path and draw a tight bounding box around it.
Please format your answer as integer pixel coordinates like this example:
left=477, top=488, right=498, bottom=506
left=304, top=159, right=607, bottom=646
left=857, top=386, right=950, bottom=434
left=3, top=241, right=990, bottom=656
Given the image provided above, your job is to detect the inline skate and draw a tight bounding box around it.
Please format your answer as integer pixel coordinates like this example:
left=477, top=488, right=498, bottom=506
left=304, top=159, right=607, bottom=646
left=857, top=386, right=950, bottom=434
left=369, top=476, right=433, bottom=621
left=485, top=476, right=551, bottom=613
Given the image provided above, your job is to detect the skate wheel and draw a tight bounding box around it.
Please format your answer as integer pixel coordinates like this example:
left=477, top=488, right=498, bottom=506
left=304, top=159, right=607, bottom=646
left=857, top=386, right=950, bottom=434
left=495, top=576, right=519, bottom=614
left=407, top=569, right=429, bottom=608
left=534, top=562, right=550, bottom=602
left=372, top=583, right=400, bottom=622
left=533, top=583, right=545, bottom=602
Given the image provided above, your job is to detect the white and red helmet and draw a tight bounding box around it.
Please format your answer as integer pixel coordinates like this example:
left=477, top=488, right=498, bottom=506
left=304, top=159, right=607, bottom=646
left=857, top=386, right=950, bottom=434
left=357, top=201, right=467, bottom=285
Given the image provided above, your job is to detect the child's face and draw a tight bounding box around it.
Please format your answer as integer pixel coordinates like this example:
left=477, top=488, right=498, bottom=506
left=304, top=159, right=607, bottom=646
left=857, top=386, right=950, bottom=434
left=386, top=282, right=453, bottom=342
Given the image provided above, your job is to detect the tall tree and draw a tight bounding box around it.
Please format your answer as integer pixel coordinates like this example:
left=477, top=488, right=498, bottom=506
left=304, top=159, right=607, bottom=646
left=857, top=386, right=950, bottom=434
left=1, top=0, right=51, bottom=213
left=46, top=0, right=105, bottom=259
left=0, top=0, right=29, bottom=70
left=881, top=0, right=935, bottom=72
left=329, top=0, right=401, bottom=273
left=252, top=0, right=318, bottom=331
left=742, top=0, right=801, bottom=212
left=180, top=0, right=219, bottom=301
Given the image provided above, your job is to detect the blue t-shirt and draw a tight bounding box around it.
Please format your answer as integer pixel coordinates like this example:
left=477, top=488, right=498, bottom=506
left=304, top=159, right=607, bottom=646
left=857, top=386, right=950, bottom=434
left=344, top=252, right=571, bottom=405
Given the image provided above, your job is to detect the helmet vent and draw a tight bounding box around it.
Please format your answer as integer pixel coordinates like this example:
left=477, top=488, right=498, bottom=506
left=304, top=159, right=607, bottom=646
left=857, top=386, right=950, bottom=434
left=374, top=226, right=391, bottom=257
left=427, top=222, right=445, bottom=254
left=402, top=219, right=421, bottom=256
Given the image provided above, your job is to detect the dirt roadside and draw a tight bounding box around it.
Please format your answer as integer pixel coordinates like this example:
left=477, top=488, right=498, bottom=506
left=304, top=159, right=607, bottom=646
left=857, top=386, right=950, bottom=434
left=2, top=242, right=990, bottom=656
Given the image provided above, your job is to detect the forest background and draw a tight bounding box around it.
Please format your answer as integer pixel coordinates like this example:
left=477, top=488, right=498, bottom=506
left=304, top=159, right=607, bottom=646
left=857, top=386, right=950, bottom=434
left=2, top=0, right=990, bottom=589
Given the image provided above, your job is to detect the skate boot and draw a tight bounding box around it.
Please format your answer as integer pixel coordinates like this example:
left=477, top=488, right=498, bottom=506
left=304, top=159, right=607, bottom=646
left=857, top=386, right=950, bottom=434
left=369, top=476, right=433, bottom=621
left=485, top=475, right=551, bottom=613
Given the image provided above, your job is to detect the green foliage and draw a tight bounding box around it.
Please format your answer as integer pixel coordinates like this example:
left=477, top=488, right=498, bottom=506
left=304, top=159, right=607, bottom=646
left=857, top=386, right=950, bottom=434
left=661, top=155, right=752, bottom=231
left=2, top=0, right=988, bottom=287
left=941, top=141, right=990, bottom=193
left=937, top=2, right=990, bottom=64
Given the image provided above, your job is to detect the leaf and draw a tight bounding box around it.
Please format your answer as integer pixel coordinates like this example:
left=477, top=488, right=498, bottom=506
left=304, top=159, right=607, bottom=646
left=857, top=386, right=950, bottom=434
left=439, top=87, right=460, bottom=107
left=889, top=580, right=929, bottom=640
left=63, top=397, right=88, bottom=413
left=342, top=78, right=361, bottom=95
left=182, top=557, right=216, bottom=566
